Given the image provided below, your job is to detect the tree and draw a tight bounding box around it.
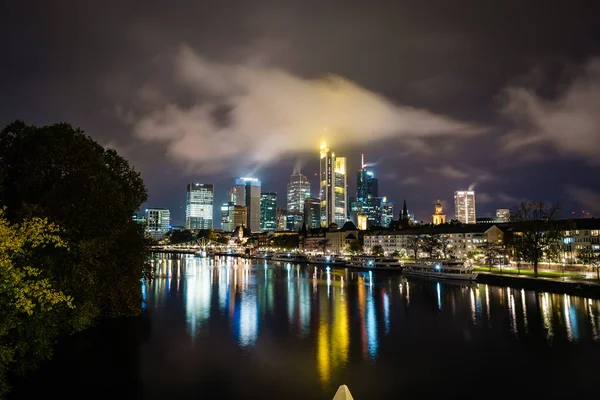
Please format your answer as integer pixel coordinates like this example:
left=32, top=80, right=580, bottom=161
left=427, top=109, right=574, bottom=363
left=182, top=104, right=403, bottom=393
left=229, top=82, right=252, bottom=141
left=438, top=235, right=451, bottom=259
left=390, top=250, right=401, bottom=258
left=580, top=247, right=600, bottom=280
left=347, top=242, right=364, bottom=255
left=318, top=238, right=330, bottom=254
left=482, top=242, right=500, bottom=272
left=167, top=229, right=196, bottom=244
left=372, top=245, right=384, bottom=256
left=421, top=234, right=440, bottom=258
left=510, top=201, right=565, bottom=278
left=271, top=234, right=299, bottom=250
left=0, top=121, right=151, bottom=327
left=0, top=210, right=73, bottom=396
left=406, top=235, right=421, bottom=261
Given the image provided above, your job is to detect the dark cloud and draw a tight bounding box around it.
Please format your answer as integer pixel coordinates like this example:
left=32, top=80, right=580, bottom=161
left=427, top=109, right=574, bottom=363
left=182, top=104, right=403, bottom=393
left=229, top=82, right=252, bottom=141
left=1, top=0, right=600, bottom=225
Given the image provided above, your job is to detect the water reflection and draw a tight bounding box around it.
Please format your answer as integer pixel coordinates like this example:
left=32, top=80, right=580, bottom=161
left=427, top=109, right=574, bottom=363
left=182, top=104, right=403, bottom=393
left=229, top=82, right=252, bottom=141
left=146, top=254, right=600, bottom=387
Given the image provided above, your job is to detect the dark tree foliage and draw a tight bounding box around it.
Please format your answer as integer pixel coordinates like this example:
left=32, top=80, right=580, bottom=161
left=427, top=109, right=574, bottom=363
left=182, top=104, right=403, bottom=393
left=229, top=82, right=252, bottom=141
left=0, top=121, right=150, bottom=332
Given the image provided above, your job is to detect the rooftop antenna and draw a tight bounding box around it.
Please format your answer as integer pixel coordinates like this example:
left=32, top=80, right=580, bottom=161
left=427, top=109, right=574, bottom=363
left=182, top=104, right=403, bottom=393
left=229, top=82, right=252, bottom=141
left=361, top=153, right=365, bottom=169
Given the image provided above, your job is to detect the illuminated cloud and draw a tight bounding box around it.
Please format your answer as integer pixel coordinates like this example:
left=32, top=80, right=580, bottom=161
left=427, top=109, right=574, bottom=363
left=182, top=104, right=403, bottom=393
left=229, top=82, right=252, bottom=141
left=132, top=45, right=486, bottom=172
left=500, top=59, right=600, bottom=161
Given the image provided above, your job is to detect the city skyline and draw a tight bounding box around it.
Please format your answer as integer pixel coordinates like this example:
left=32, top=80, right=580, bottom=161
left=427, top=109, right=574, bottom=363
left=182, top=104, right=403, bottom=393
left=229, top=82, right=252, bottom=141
left=2, top=2, right=600, bottom=227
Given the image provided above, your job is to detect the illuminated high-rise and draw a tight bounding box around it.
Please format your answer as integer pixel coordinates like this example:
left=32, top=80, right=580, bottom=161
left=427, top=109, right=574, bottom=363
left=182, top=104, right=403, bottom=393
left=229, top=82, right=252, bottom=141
left=381, top=197, right=393, bottom=227
left=320, top=141, right=346, bottom=227
left=260, top=192, right=277, bottom=231
left=186, top=183, right=214, bottom=230
left=454, top=190, right=476, bottom=224
left=233, top=177, right=261, bottom=232
left=356, top=154, right=380, bottom=226
left=146, top=208, right=170, bottom=239
left=221, top=203, right=247, bottom=232
left=287, top=173, right=311, bottom=214
left=303, top=197, right=321, bottom=229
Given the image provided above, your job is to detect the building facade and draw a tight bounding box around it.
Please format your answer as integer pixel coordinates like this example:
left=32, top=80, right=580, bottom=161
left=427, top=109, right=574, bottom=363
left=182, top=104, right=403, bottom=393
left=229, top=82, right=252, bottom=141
left=221, top=203, right=247, bottom=232
left=303, top=197, right=321, bottom=229
left=233, top=177, right=261, bottom=232
left=320, top=141, right=347, bottom=227
left=287, top=173, right=311, bottom=214
left=146, top=208, right=171, bottom=240
left=454, top=190, right=476, bottom=224
left=186, top=183, right=214, bottom=230
left=381, top=197, right=393, bottom=228
left=260, top=192, right=277, bottom=231
left=356, top=155, right=381, bottom=227
left=286, top=211, right=304, bottom=231
left=276, top=208, right=288, bottom=231
left=432, top=199, right=446, bottom=225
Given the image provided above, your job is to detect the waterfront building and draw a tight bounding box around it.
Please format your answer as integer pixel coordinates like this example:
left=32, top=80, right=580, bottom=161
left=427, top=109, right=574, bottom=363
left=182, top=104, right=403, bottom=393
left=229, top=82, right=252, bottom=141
left=260, top=192, right=277, bottom=231
left=381, top=197, right=394, bottom=227
left=454, top=190, right=476, bottom=224
left=276, top=208, right=287, bottom=231
left=325, top=221, right=359, bottom=254
left=432, top=199, right=446, bottom=225
left=287, top=173, right=311, bottom=214
left=146, top=208, right=171, bottom=240
left=319, top=141, right=347, bottom=227
left=221, top=203, right=247, bottom=232
left=185, top=183, right=214, bottom=230
left=496, top=208, right=510, bottom=222
left=233, top=177, right=261, bottom=232
left=364, top=224, right=502, bottom=258
left=303, top=197, right=321, bottom=229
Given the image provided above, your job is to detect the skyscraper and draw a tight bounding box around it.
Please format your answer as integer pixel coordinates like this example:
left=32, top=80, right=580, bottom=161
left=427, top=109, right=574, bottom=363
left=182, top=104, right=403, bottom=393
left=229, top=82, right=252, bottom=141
left=319, top=141, right=346, bottom=227
left=303, top=197, right=321, bottom=229
left=260, top=192, right=277, bottom=231
left=454, top=190, right=476, bottom=224
left=221, top=203, right=247, bottom=232
left=276, top=208, right=287, bottom=231
left=287, top=173, right=311, bottom=214
left=146, top=208, right=170, bottom=240
left=186, top=183, right=214, bottom=230
left=233, top=177, right=261, bottom=232
left=381, top=197, right=394, bottom=227
left=356, top=154, right=380, bottom=227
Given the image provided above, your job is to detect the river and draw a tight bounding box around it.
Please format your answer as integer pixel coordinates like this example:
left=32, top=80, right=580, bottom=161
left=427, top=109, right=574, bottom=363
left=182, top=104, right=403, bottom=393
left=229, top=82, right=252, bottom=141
left=11, top=254, right=600, bottom=399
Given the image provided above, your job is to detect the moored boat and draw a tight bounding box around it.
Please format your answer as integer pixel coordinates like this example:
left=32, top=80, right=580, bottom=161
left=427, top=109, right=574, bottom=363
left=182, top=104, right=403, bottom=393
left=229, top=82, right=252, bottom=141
left=271, top=253, right=310, bottom=263
left=346, top=255, right=402, bottom=270
left=309, top=255, right=347, bottom=266
left=402, top=259, right=477, bottom=281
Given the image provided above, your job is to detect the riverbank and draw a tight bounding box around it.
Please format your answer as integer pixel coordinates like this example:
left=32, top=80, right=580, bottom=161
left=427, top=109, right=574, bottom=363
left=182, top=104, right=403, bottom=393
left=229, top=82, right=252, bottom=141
left=476, top=271, right=600, bottom=298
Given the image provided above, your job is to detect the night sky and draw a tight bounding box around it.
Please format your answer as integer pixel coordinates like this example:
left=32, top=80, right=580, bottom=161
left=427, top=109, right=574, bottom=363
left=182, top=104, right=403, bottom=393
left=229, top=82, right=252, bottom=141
left=2, top=0, right=600, bottom=226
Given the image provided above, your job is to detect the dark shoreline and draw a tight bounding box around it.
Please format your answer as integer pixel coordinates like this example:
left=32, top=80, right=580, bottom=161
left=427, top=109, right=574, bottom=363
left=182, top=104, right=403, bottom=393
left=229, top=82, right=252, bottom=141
left=476, top=273, right=600, bottom=299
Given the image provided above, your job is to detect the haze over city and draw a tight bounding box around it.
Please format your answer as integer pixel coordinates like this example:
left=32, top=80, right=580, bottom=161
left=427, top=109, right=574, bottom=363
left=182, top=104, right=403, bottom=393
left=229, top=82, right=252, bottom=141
left=2, top=1, right=600, bottom=226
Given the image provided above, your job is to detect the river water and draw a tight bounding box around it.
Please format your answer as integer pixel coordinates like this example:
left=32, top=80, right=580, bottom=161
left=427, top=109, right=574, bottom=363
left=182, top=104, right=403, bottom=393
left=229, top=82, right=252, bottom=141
left=11, top=254, right=600, bottom=399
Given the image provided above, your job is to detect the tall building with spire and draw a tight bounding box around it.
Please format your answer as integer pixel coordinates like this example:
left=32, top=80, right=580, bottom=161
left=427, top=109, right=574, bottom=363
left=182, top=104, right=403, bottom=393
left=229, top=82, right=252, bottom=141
left=399, top=200, right=411, bottom=228
left=287, top=173, right=311, bottom=213
left=319, top=141, right=347, bottom=227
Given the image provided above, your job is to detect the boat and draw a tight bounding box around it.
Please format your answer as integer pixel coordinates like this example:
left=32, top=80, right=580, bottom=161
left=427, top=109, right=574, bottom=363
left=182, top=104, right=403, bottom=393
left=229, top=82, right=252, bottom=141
left=346, top=255, right=402, bottom=270
left=402, top=259, right=477, bottom=281
left=309, top=255, right=347, bottom=266
left=271, top=253, right=310, bottom=263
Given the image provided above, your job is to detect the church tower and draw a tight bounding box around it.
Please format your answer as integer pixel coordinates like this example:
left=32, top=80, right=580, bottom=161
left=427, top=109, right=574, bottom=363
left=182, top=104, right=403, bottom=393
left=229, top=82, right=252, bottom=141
left=432, top=199, right=446, bottom=225
left=399, top=199, right=411, bottom=228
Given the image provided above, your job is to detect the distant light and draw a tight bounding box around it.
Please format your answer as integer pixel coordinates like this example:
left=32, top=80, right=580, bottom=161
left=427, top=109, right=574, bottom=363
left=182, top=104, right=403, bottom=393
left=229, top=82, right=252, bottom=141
left=320, top=140, right=327, bottom=150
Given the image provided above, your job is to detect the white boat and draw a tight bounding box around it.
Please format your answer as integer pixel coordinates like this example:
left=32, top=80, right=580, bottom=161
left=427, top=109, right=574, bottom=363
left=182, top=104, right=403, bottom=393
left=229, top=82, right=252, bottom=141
left=271, top=253, right=310, bottom=263
left=309, top=255, right=347, bottom=266
left=402, top=259, right=477, bottom=281
left=347, top=256, right=402, bottom=270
